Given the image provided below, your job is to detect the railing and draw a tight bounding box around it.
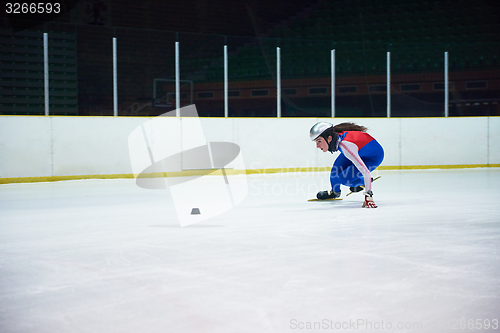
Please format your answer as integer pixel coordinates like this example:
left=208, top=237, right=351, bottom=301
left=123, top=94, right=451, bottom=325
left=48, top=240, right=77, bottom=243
left=1, top=23, right=499, bottom=117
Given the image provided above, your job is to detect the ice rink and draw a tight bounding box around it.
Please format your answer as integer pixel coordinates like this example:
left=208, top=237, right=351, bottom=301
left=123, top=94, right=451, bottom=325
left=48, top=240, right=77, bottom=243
left=1, top=168, right=499, bottom=333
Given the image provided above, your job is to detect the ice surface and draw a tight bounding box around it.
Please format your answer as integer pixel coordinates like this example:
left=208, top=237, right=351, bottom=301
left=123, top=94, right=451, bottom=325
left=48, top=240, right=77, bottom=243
left=0, top=169, right=499, bottom=333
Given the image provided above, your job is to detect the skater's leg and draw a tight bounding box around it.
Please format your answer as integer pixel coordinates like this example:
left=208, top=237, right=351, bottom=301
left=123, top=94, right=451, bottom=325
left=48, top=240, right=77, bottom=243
left=330, top=154, right=353, bottom=193
left=339, top=164, right=365, bottom=187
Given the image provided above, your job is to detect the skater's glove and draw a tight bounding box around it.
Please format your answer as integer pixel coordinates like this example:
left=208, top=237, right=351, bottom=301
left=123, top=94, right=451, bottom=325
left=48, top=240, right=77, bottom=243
left=362, top=190, right=378, bottom=208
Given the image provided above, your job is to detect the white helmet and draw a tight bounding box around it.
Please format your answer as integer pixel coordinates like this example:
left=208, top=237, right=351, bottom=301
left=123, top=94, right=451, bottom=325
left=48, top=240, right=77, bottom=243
left=309, top=122, right=333, bottom=141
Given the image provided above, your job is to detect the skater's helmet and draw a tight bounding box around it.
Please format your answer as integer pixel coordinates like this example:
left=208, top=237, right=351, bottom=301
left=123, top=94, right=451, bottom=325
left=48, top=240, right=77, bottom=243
left=310, top=122, right=333, bottom=141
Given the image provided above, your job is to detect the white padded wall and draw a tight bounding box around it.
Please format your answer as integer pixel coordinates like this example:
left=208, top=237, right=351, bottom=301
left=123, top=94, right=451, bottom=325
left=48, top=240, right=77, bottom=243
left=0, top=117, right=52, bottom=178
left=0, top=116, right=497, bottom=181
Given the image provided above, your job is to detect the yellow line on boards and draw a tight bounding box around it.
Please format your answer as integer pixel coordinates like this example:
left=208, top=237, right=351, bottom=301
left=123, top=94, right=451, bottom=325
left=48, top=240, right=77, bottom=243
left=378, top=164, right=500, bottom=170
left=1, top=164, right=499, bottom=185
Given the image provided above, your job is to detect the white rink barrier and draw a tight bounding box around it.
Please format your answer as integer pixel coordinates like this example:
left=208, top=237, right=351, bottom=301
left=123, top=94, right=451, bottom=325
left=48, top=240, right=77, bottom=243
left=0, top=115, right=499, bottom=183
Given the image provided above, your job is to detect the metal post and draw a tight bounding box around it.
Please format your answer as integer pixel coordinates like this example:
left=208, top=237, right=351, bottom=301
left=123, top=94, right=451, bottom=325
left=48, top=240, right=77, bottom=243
left=331, top=49, right=335, bottom=118
left=113, top=37, right=118, bottom=117
left=224, top=45, right=228, bottom=118
left=43, top=33, right=49, bottom=116
left=175, top=41, right=180, bottom=116
left=387, top=51, right=391, bottom=118
left=276, top=47, right=281, bottom=118
left=444, top=51, right=449, bottom=117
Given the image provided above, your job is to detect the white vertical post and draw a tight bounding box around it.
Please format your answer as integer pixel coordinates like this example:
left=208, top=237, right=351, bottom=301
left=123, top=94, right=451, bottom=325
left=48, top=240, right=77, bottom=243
left=276, top=46, right=281, bottom=118
left=43, top=33, right=49, bottom=116
left=331, top=49, right=335, bottom=118
left=224, top=45, right=228, bottom=118
left=444, top=51, right=449, bottom=117
left=113, top=37, right=118, bottom=117
left=387, top=51, right=391, bottom=118
left=175, top=41, right=180, bottom=116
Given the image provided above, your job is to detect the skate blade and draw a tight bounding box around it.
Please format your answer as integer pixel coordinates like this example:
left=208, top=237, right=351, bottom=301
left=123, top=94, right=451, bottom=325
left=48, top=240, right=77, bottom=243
left=308, top=198, right=343, bottom=202
left=345, top=176, right=382, bottom=197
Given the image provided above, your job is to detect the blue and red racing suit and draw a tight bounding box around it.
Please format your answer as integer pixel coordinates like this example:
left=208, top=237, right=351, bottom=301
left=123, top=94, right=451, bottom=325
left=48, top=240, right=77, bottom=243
left=330, top=131, right=384, bottom=193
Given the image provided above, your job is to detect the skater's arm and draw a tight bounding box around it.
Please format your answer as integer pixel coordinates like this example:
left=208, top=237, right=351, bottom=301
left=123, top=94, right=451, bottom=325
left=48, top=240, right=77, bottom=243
left=339, top=141, right=372, bottom=192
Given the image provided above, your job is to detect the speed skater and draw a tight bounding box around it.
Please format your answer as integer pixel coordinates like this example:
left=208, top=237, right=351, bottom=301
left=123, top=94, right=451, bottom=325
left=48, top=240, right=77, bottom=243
left=310, top=122, right=384, bottom=208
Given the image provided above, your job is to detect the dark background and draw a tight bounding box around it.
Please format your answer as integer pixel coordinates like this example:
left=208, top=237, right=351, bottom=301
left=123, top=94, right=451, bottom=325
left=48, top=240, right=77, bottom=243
left=1, top=0, right=499, bottom=117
